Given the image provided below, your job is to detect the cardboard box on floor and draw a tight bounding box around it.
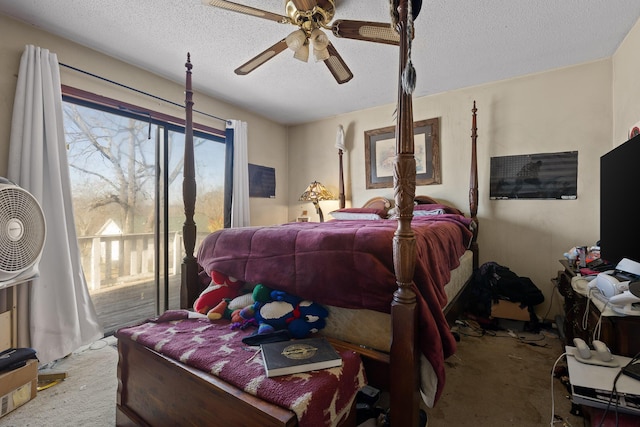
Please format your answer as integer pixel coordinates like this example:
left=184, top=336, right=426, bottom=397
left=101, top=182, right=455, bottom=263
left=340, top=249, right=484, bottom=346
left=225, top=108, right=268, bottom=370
left=0, top=359, right=37, bottom=418
left=491, top=299, right=530, bottom=321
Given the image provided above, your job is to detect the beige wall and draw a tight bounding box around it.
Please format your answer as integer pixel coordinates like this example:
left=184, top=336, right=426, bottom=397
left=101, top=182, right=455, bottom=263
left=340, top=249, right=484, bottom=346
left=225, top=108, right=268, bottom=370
left=613, top=15, right=640, bottom=146
left=0, top=14, right=289, bottom=226
left=289, top=58, right=615, bottom=320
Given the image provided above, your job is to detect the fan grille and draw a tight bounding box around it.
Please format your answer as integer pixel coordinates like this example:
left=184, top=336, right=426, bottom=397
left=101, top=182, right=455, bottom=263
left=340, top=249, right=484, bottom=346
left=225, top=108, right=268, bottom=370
left=0, top=186, right=46, bottom=273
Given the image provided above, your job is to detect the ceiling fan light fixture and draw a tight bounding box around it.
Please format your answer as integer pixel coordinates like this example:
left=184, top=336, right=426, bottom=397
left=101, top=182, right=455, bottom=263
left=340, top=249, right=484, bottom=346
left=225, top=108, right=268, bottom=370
left=285, top=29, right=307, bottom=51
left=293, top=44, right=310, bottom=62
left=310, top=28, right=329, bottom=48
left=313, top=47, right=330, bottom=62
left=310, top=28, right=330, bottom=62
left=204, top=0, right=361, bottom=83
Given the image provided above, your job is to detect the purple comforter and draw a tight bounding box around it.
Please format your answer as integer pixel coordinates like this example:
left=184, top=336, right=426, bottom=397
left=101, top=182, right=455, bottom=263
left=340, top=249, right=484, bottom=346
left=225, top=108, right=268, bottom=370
left=196, top=214, right=474, bottom=404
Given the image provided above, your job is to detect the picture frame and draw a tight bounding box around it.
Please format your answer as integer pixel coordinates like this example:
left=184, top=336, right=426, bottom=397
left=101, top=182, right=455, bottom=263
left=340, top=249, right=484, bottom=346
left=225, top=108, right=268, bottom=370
left=364, top=118, right=440, bottom=189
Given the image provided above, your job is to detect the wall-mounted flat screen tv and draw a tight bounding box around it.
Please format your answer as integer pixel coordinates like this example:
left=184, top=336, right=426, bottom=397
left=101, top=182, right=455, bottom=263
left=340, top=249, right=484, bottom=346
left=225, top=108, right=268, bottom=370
left=490, top=151, right=578, bottom=200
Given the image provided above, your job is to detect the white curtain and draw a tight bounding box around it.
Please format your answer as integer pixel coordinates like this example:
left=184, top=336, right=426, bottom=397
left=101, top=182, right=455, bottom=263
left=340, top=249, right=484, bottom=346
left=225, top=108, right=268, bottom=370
left=8, top=45, right=102, bottom=364
left=227, top=120, right=250, bottom=227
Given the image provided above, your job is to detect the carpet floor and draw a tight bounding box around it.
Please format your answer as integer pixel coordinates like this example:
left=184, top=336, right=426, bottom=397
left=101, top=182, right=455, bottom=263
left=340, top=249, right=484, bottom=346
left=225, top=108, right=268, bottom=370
left=426, top=323, right=582, bottom=426
left=1, top=325, right=585, bottom=426
left=1, top=336, right=118, bottom=427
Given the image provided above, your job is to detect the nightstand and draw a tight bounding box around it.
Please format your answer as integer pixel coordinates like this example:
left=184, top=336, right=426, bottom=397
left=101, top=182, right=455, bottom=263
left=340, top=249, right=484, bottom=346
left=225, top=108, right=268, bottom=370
left=556, top=260, right=640, bottom=357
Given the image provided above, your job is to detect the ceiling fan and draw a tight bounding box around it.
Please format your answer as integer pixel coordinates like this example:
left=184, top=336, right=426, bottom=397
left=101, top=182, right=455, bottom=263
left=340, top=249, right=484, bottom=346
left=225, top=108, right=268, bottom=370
left=202, top=0, right=407, bottom=84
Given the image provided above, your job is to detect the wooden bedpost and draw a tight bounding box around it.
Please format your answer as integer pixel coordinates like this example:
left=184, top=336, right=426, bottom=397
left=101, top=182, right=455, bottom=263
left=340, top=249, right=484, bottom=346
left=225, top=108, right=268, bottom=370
left=181, top=53, right=199, bottom=309
left=469, top=101, right=478, bottom=223
left=390, top=0, right=420, bottom=425
left=469, top=101, right=480, bottom=269
left=337, top=124, right=346, bottom=209
left=338, top=147, right=345, bottom=209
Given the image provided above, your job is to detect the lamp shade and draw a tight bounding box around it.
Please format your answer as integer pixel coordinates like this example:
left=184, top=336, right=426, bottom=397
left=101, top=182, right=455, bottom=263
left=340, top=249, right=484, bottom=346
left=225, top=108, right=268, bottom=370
left=299, top=181, right=335, bottom=202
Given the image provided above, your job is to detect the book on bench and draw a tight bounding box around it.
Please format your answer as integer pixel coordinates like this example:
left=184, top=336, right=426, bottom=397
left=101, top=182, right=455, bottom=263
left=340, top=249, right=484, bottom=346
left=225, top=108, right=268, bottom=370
left=260, top=337, right=342, bottom=377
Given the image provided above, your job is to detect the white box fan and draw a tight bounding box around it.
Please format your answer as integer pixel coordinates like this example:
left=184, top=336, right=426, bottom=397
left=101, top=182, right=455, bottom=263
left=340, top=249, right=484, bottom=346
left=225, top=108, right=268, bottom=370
left=0, top=178, right=46, bottom=288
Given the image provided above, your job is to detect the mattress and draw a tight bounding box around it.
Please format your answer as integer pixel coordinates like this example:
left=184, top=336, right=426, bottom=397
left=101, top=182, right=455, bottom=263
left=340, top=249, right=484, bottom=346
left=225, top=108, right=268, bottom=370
left=321, top=250, right=473, bottom=353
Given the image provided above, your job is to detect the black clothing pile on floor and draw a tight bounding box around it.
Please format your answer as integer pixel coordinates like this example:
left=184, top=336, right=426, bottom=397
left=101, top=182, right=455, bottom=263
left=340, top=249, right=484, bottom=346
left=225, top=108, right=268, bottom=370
left=466, top=261, right=544, bottom=331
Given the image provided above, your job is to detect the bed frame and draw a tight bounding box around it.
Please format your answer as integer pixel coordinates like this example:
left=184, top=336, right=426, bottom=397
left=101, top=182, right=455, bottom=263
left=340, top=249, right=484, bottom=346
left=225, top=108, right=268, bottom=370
left=116, top=2, right=479, bottom=426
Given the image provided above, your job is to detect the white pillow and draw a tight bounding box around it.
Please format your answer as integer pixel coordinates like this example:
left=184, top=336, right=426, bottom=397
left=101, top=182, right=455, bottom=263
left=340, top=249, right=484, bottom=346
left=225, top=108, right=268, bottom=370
left=413, top=208, right=445, bottom=217
left=329, top=211, right=383, bottom=220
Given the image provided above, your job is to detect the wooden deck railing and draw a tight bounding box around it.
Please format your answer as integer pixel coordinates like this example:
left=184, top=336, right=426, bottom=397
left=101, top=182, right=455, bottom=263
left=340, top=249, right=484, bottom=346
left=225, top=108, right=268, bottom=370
left=77, top=231, right=210, bottom=291
left=77, top=231, right=212, bottom=333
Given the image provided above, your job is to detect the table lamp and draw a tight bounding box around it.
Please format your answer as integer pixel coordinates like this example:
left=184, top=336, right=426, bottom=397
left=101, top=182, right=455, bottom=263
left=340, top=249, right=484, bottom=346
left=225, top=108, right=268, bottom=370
left=299, top=181, right=335, bottom=222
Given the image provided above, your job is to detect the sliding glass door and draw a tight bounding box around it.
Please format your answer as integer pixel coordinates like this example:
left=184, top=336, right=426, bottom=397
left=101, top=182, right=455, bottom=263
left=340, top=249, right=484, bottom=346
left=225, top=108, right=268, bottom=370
left=63, top=98, right=226, bottom=334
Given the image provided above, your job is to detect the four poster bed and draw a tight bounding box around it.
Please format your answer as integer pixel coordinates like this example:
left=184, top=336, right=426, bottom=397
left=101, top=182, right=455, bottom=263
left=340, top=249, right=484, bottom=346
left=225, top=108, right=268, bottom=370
left=115, top=3, right=480, bottom=426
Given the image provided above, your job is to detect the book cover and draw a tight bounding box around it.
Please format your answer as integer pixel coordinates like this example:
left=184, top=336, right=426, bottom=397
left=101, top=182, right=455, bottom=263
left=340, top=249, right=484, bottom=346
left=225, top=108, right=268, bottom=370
left=260, top=337, right=342, bottom=377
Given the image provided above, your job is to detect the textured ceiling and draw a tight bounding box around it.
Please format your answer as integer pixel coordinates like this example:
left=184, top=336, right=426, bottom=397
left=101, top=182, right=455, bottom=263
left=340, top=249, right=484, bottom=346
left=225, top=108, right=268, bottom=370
left=1, top=1, right=640, bottom=125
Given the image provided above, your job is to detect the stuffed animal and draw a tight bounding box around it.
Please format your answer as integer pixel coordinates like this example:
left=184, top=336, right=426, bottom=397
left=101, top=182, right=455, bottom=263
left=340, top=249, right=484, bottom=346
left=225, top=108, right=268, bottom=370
left=207, top=284, right=270, bottom=324
left=206, top=283, right=329, bottom=339
left=193, top=270, right=244, bottom=315
left=252, top=285, right=329, bottom=339
left=224, top=284, right=274, bottom=330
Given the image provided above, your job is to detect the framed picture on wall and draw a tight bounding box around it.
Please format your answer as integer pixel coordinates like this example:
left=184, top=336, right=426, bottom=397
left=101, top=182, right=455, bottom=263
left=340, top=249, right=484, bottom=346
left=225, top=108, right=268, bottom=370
left=364, top=118, right=440, bottom=189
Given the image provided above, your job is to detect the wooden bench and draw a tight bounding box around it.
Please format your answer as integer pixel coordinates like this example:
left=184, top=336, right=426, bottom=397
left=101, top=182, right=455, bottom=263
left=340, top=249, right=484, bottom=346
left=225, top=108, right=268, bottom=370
left=115, top=332, right=360, bottom=427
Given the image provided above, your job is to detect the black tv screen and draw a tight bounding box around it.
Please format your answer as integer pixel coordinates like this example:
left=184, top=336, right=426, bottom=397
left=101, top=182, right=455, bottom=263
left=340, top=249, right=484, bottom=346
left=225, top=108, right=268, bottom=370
left=600, top=134, right=640, bottom=265
left=489, top=151, right=578, bottom=200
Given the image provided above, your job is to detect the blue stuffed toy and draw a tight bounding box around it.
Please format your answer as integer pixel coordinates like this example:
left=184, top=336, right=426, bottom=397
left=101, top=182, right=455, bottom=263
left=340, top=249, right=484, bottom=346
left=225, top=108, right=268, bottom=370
left=252, top=285, right=329, bottom=339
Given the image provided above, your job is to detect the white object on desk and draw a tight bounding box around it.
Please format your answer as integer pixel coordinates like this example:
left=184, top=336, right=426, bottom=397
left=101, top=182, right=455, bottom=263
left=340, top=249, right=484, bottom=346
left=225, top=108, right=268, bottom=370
left=573, top=338, right=592, bottom=359
left=571, top=341, right=619, bottom=368
left=609, top=281, right=640, bottom=315
left=566, top=346, right=640, bottom=414
left=617, top=258, right=640, bottom=277
left=593, top=340, right=614, bottom=362
left=596, top=273, right=629, bottom=298
left=572, top=276, right=640, bottom=317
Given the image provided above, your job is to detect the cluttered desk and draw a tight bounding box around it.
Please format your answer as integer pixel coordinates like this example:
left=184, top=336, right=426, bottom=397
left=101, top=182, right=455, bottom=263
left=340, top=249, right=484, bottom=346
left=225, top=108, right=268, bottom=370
left=557, top=257, right=640, bottom=359
left=572, top=257, right=640, bottom=317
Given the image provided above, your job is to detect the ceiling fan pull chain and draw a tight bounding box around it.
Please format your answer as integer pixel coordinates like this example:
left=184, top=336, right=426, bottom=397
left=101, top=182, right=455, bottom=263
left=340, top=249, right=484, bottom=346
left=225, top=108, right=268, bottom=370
left=402, top=0, right=417, bottom=94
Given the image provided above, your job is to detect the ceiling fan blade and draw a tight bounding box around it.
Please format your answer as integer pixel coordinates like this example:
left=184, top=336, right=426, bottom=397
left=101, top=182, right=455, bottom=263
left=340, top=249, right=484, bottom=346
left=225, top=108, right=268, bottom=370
left=202, top=0, right=289, bottom=24
left=234, top=39, right=288, bottom=75
left=315, top=0, right=332, bottom=9
left=323, top=42, right=353, bottom=84
left=331, top=19, right=400, bottom=46
left=291, top=0, right=318, bottom=12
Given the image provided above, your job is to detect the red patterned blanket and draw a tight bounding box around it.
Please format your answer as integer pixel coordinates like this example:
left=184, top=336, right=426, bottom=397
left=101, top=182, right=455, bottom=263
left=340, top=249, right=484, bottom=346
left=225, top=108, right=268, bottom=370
left=197, top=214, right=473, bottom=404
left=116, top=312, right=366, bottom=427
